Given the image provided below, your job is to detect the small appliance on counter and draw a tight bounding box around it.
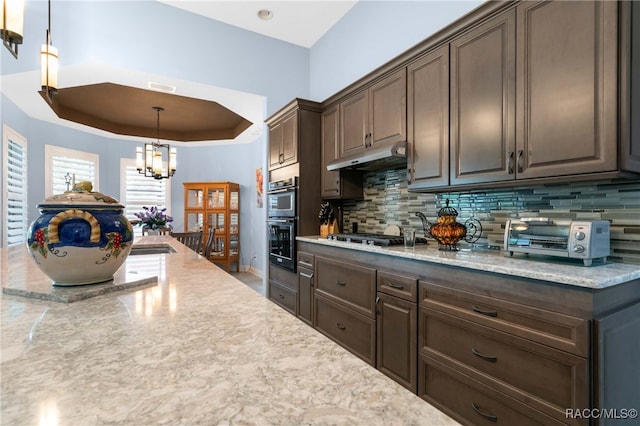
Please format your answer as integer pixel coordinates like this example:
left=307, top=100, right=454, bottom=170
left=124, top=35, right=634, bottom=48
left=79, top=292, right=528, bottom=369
left=504, top=218, right=610, bottom=266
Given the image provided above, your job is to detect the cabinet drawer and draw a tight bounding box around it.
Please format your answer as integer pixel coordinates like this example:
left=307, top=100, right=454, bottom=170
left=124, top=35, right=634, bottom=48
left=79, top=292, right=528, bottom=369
left=315, top=256, right=376, bottom=318
left=269, top=264, right=297, bottom=292
left=297, top=251, right=314, bottom=270
left=420, top=280, right=588, bottom=357
left=421, top=308, right=588, bottom=422
left=419, top=355, right=566, bottom=426
left=315, top=294, right=375, bottom=366
left=269, top=281, right=296, bottom=315
left=377, top=270, right=417, bottom=302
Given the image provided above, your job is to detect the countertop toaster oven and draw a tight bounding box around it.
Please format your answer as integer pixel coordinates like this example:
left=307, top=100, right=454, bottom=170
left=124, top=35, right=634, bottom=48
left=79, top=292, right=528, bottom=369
left=504, top=218, right=610, bottom=266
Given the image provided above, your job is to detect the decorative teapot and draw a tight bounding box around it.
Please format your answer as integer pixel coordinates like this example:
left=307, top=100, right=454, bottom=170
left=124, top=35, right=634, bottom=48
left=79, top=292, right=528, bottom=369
left=415, top=199, right=482, bottom=251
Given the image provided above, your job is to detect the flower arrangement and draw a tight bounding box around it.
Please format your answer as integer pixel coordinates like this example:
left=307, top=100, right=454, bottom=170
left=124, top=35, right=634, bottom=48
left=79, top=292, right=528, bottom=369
left=134, top=206, right=173, bottom=230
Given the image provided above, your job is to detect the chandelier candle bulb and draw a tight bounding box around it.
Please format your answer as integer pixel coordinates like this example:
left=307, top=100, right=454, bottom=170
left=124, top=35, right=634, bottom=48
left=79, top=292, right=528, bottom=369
left=169, top=148, right=177, bottom=172
left=145, top=144, right=153, bottom=170
left=152, top=150, right=162, bottom=176
left=135, top=147, right=144, bottom=171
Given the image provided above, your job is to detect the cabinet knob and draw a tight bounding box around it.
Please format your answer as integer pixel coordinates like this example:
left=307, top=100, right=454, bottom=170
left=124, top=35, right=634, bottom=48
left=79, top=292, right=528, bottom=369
left=336, top=280, right=346, bottom=286
left=336, top=323, right=346, bottom=330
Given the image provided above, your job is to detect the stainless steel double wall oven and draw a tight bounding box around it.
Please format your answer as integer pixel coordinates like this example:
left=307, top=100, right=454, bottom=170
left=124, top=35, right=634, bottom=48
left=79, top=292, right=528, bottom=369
left=266, top=177, right=297, bottom=271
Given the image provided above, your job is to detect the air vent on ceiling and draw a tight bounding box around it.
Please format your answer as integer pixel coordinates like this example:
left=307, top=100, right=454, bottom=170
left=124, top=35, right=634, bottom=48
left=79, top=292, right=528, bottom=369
left=147, top=82, right=176, bottom=94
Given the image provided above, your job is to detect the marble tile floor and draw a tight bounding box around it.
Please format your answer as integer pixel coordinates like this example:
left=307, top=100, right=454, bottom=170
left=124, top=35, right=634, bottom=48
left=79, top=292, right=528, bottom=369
left=231, top=271, right=265, bottom=296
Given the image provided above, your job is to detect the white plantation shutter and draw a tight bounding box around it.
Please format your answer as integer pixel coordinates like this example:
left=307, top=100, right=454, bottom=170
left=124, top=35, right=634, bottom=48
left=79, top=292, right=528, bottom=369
left=2, top=125, right=28, bottom=247
left=45, top=145, right=99, bottom=196
left=120, top=158, right=170, bottom=222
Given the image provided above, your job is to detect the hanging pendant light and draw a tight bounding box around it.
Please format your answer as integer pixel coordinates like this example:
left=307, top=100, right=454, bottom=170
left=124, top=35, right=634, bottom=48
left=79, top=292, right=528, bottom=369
left=136, top=107, right=177, bottom=180
left=40, top=0, right=58, bottom=104
left=1, top=0, right=24, bottom=58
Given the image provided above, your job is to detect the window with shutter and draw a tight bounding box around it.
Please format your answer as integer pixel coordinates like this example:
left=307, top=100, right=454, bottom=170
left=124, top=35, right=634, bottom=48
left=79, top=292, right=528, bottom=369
left=2, top=125, right=28, bottom=247
left=120, top=158, right=171, bottom=232
left=44, top=145, right=99, bottom=196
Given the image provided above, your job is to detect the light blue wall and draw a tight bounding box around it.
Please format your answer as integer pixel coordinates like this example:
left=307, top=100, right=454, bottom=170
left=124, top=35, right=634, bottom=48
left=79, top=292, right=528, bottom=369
left=309, top=0, right=483, bottom=100
left=1, top=0, right=488, bottom=275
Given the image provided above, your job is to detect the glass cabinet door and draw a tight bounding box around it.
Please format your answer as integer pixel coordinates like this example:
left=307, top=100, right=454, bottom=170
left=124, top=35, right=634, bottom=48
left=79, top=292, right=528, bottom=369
left=230, top=213, right=239, bottom=235
left=186, top=213, right=203, bottom=232
left=208, top=213, right=225, bottom=233
left=186, top=189, right=204, bottom=209
left=207, top=187, right=226, bottom=208
left=230, top=190, right=239, bottom=210
left=211, top=237, right=225, bottom=257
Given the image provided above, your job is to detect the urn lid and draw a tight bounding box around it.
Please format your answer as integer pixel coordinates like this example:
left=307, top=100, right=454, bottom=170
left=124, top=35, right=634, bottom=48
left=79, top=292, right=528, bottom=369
left=38, top=181, right=124, bottom=209
left=436, top=199, right=459, bottom=218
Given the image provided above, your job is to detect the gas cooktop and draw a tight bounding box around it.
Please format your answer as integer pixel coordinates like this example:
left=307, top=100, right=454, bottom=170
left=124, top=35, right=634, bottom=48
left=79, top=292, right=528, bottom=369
left=326, top=233, right=428, bottom=247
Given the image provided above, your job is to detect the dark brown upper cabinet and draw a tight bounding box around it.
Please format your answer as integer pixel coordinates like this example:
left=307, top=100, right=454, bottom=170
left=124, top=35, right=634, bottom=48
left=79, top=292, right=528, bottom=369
left=407, top=45, right=450, bottom=190
left=449, top=9, right=516, bottom=186
left=515, top=0, right=617, bottom=179
left=321, top=104, right=363, bottom=199
left=339, top=69, right=407, bottom=157
left=268, top=109, right=298, bottom=171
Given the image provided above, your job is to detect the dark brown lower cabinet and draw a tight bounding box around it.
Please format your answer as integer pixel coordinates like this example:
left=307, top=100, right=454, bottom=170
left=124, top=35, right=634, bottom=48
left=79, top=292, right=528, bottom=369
left=268, top=264, right=297, bottom=314
left=419, top=355, right=564, bottom=425
left=297, top=241, right=640, bottom=425
left=314, top=293, right=375, bottom=365
left=376, top=292, right=417, bottom=393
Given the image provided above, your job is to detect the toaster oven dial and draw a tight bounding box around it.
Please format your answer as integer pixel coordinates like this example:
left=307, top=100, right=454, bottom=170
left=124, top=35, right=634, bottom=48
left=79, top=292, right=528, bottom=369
left=573, top=245, right=585, bottom=253
left=575, top=231, right=586, bottom=241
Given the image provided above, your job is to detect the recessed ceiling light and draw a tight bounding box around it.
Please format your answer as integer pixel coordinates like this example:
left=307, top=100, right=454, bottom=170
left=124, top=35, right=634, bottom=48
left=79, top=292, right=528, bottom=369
left=257, top=9, right=273, bottom=21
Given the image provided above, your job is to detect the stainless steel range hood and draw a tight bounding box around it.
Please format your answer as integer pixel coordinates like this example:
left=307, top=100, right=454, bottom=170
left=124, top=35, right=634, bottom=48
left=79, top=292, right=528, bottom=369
left=326, top=140, right=407, bottom=171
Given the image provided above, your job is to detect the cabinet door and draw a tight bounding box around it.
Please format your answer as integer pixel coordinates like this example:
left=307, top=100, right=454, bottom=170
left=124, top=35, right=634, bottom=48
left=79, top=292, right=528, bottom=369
left=376, top=293, right=417, bottom=393
left=593, top=301, right=640, bottom=424
left=280, top=110, right=298, bottom=166
left=321, top=105, right=341, bottom=197
left=450, top=10, right=516, bottom=186
left=268, top=122, right=283, bottom=170
left=515, top=1, right=617, bottom=179
left=408, top=45, right=450, bottom=190
left=297, top=266, right=314, bottom=325
left=369, top=69, right=407, bottom=148
left=340, top=90, right=369, bottom=156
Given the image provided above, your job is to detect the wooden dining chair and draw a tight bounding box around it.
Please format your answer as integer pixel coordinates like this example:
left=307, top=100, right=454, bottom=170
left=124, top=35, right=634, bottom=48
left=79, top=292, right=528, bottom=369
left=203, top=227, right=216, bottom=260
left=170, top=231, right=203, bottom=253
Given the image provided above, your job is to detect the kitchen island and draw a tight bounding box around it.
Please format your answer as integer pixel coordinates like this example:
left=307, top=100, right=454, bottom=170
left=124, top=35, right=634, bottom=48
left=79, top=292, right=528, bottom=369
left=0, top=236, right=458, bottom=425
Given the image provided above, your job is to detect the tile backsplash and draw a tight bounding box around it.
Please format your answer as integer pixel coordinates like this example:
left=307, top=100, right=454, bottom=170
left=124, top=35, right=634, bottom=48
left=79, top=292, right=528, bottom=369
left=341, top=169, right=640, bottom=264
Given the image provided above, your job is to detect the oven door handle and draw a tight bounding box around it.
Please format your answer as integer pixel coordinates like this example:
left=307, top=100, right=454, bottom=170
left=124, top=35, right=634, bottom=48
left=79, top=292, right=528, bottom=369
left=267, top=188, right=296, bottom=194
left=266, top=219, right=294, bottom=223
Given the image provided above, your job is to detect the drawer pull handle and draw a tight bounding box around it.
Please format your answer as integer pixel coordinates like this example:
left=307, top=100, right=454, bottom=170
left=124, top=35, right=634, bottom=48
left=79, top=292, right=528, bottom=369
left=387, top=282, right=404, bottom=290
left=336, top=280, right=346, bottom=286
left=472, top=305, right=497, bottom=317
left=471, top=403, right=497, bottom=422
left=336, top=323, right=346, bottom=330
left=279, top=294, right=285, bottom=300
left=472, top=347, right=497, bottom=362
left=299, top=272, right=314, bottom=279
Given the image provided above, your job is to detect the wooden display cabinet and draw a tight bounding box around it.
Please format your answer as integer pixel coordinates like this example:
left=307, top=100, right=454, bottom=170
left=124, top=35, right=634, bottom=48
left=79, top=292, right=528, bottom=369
left=183, top=182, right=240, bottom=272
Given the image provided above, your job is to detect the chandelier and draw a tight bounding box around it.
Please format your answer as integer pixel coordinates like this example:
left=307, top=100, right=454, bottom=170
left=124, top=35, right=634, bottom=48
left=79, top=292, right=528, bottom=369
left=136, top=106, right=177, bottom=180
left=1, top=0, right=24, bottom=58
left=40, top=0, right=58, bottom=103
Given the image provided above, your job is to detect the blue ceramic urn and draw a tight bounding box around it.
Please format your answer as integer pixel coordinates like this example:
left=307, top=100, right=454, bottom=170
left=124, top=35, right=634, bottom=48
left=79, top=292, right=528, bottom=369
left=26, top=182, right=133, bottom=286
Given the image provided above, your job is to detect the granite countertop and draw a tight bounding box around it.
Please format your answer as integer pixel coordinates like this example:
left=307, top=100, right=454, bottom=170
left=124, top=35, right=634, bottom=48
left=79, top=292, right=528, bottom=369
left=297, top=236, right=640, bottom=289
left=0, top=236, right=457, bottom=425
